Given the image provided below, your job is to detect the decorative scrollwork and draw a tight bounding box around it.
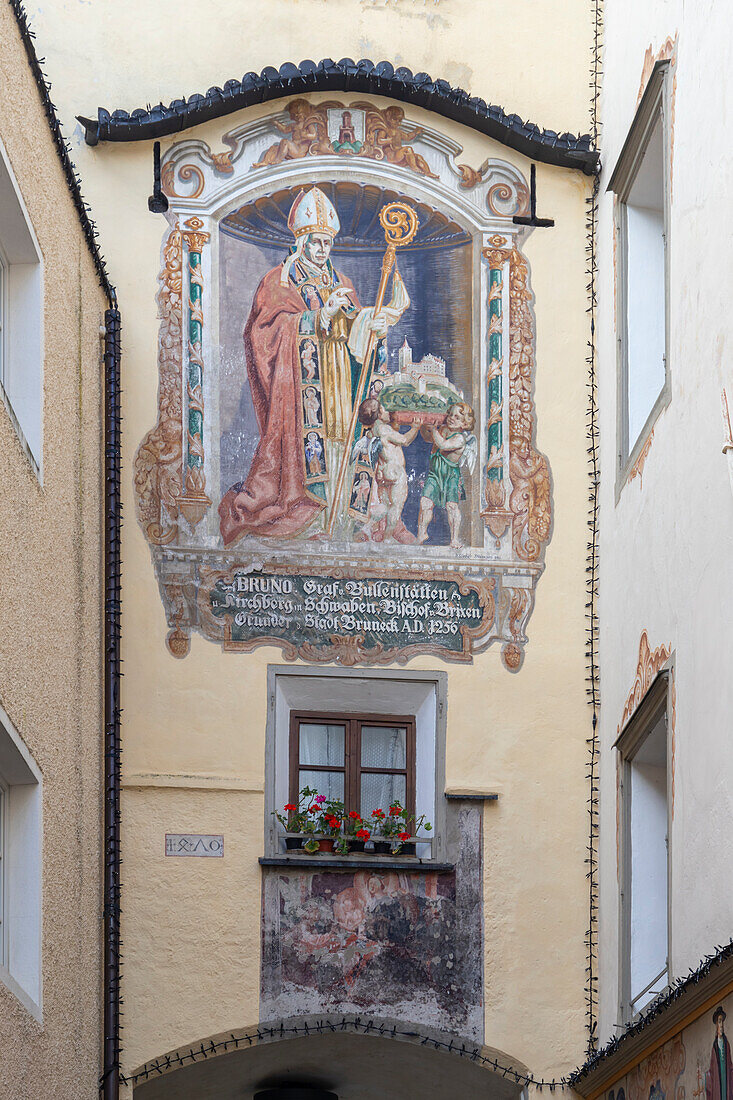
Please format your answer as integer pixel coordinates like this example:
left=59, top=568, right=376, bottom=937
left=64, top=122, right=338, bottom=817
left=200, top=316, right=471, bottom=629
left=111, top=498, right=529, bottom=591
left=133, top=225, right=185, bottom=544
left=379, top=201, right=419, bottom=246
left=503, top=248, right=552, bottom=561
left=162, top=163, right=205, bottom=199
left=456, top=162, right=486, bottom=189
left=618, top=631, right=671, bottom=731
left=487, top=182, right=513, bottom=216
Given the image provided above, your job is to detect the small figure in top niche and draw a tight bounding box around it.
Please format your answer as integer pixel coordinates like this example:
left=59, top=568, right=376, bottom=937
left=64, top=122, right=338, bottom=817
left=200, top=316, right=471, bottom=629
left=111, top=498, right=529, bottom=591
left=416, top=402, right=477, bottom=549
left=300, top=339, right=319, bottom=383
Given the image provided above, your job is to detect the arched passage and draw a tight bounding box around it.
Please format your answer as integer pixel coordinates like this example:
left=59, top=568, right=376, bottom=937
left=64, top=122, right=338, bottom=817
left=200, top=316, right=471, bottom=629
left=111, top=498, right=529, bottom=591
left=129, top=1016, right=531, bottom=1100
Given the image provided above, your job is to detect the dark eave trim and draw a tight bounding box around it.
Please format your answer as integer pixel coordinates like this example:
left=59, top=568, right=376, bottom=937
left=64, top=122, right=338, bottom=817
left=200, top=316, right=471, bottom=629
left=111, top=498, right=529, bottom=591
left=76, top=58, right=600, bottom=176
left=570, top=940, right=733, bottom=1097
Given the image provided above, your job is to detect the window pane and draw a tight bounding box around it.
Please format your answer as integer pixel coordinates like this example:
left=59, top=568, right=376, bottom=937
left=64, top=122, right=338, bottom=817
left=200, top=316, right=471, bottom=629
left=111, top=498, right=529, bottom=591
left=629, top=710, right=668, bottom=1010
left=361, top=773, right=406, bottom=822
left=299, top=723, right=345, bottom=766
left=298, top=769, right=344, bottom=805
left=361, top=725, right=406, bottom=769
left=625, top=112, right=665, bottom=451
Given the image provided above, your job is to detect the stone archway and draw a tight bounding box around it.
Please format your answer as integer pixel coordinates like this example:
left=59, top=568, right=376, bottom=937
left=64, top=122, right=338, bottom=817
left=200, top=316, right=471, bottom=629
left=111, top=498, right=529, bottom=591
left=128, top=1015, right=531, bottom=1100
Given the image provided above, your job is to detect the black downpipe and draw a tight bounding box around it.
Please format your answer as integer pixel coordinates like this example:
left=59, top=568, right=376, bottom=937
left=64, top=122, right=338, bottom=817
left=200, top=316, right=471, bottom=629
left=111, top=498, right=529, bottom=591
left=102, top=301, right=122, bottom=1100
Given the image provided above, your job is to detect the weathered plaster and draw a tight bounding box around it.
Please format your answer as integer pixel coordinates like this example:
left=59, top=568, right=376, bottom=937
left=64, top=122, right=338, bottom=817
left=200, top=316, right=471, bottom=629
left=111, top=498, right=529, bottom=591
left=0, top=5, right=106, bottom=1095
left=261, top=803, right=482, bottom=1039
left=597, top=0, right=733, bottom=1043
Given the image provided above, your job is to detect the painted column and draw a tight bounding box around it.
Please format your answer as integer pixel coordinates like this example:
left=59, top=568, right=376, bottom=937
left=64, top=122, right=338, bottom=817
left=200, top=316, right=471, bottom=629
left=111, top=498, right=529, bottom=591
left=179, top=215, right=211, bottom=528
left=481, top=241, right=512, bottom=539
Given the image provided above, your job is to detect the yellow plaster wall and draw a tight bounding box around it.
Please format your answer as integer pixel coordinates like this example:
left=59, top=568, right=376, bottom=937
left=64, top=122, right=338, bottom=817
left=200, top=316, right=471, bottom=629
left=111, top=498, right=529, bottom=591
left=21, top=0, right=595, bottom=1084
left=0, top=6, right=107, bottom=1096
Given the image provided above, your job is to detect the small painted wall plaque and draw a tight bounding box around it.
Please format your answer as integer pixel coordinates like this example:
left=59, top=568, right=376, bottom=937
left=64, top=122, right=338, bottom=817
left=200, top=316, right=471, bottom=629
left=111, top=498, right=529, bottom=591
left=164, top=834, right=224, bottom=857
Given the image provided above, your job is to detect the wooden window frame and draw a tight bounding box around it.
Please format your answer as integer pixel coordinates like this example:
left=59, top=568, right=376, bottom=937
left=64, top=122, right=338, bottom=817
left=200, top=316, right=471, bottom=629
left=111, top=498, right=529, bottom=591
left=289, top=711, right=416, bottom=820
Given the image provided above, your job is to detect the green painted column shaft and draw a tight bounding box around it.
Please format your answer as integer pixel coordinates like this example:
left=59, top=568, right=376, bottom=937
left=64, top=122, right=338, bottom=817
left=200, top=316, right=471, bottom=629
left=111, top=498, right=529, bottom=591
left=487, top=264, right=503, bottom=484
left=187, top=249, right=204, bottom=470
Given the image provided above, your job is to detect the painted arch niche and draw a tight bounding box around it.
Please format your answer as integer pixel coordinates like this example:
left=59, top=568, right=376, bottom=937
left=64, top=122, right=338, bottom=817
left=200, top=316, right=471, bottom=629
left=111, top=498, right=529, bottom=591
left=134, top=98, right=552, bottom=668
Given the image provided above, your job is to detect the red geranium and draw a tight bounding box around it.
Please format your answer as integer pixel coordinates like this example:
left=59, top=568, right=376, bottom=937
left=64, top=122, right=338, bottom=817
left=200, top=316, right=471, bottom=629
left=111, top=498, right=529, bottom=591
left=398, top=831, right=411, bottom=841
left=284, top=803, right=296, bottom=812
left=326, top=816, right=340, bottom=828
left=389, top=805, right=401, bottom=816
left=348, top=811, right=361, bottom=820
left=356, top=828, right=371, bottom=840
left=371, top=808, right=385, bottom=819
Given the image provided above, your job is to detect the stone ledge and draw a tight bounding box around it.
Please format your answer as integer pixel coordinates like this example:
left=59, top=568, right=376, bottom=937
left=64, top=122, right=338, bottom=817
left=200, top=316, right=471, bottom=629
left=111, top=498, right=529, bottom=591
left=259, top=856, right=455, bottom=872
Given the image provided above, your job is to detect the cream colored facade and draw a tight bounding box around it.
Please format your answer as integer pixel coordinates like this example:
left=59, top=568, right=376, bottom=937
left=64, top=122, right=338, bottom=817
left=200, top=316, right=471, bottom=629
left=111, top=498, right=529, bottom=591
left=0, top=5, right=107, bottom=1097
left=22, top=1, right=600, bottom=1096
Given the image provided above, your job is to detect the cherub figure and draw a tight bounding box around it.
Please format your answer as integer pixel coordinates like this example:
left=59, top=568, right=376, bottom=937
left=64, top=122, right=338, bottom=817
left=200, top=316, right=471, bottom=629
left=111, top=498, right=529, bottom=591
left=356, top=398, right=422, bottom=541
left=253, top=100, right=332, bottom=167
left=416, top=402, right=477, bottom=548
left=362, top=105, right=438, bottom=179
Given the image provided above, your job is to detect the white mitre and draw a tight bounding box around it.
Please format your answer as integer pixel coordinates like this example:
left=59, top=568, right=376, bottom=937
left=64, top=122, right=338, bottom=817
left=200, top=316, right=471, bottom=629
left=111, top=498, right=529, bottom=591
left=287, top=187, right=340, bottom=239
left=281, top=188, right=341, bottom=285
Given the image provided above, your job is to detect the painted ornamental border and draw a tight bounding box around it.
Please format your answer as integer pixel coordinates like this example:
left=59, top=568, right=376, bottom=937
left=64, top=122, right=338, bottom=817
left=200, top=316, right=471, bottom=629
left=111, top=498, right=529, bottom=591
left=133, top=98, right=555, bottom=670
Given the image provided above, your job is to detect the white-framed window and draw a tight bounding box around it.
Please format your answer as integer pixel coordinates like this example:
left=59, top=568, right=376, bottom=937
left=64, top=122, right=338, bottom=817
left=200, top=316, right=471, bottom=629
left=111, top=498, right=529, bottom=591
left=0, top=137, right=44, bottom=472
left=616, top=670, right=670, bottom=1023
left=609, top=60, right=670, bottom=486
left=0, top=701, right=42, bottom=1021
left=265, top=667, right=446, bottom=861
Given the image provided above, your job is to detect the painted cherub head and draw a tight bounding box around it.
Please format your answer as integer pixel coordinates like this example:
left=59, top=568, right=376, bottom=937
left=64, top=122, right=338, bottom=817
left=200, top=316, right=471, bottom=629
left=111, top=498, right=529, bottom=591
left=445, top=401, right=475, bottom=432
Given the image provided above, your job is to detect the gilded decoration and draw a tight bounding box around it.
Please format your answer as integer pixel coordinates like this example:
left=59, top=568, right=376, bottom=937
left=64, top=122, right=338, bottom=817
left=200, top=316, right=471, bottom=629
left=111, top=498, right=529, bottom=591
left=134, top=101, right=553, bottom=667
left=618, top=630, right=672, bottom=732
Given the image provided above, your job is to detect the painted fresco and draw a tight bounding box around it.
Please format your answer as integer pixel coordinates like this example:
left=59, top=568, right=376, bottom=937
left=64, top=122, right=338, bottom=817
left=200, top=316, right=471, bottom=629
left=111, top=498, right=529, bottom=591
left=134, top=99, right=552, bottom=667
left=604, top=992, right=733, bottom=1100
left=261, top=806, right=482, bottom=1039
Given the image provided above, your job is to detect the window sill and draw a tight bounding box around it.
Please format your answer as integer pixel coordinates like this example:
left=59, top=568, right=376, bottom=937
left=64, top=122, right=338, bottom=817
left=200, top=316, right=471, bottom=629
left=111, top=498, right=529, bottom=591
left=260, top=856, right=454, bottom=872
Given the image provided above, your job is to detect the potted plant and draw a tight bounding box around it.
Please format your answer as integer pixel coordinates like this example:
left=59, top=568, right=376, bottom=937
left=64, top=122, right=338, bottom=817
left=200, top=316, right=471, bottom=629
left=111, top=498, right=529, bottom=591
left=272, top=785, right=320, bottom=850
left=393, top=805, right=433, bottom=856
left=370, top=801, right=433, bottom=855
left=344, top=810, right=368, bottom=852
left=311, top=797, right=343, bottom=853
left=369, top=808, right=392, bottom=854
left=302, top=793, right=327, bottom=853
